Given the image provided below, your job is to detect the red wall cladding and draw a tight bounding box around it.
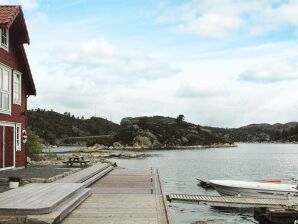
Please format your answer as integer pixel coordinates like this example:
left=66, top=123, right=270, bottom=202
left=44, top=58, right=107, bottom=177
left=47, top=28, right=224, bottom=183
left=0, top=29, right=29, bottom=168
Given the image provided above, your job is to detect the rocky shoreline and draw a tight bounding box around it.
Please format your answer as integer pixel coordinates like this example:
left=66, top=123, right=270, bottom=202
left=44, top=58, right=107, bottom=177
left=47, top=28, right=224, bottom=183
left=235, top=141, right=298, bottom=144
left=33, top=143, right=236, bottom=167
left=75, top=143, right=237, bottom=151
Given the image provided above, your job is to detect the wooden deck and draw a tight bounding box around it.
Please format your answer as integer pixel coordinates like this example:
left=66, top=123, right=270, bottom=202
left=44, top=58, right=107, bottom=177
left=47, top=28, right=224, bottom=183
left=0, top=162, right=114, bottom=223
left=55, top=163, right=111, bottom=184
left=0, top=163, right=171, bottom=224
left=62, top=168, right=171, bottom=224
left=0, top=183, right=86, bottom=215
left=167, top=193, right=298, bottom=208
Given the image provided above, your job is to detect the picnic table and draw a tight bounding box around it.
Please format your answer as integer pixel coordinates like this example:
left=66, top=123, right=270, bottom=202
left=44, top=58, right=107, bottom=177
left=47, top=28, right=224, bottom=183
left=63, top=156, right=90, bottom=167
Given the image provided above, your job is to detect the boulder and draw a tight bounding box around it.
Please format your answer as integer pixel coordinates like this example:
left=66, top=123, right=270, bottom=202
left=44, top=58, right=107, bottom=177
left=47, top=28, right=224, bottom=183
left=142, top=130, right=157, bottom=140
left=92, top=144, right=106, bottom=150
left=133, top=135, right=152, bottom=148
left=182, top=137, right=189, bottom=143
left=152, top=140, right=161, bottom=148
left=120, top=117, right=137, bottom=128
left=132, top=124, right=140, bottom=130
left=190, top=130, right=199, bottom=134
left=113, top=142, right=123, bottom=149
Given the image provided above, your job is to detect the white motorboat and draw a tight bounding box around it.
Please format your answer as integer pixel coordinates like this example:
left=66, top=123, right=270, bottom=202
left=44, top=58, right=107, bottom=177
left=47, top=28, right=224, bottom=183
left=209, top=180, right=298, bottom=199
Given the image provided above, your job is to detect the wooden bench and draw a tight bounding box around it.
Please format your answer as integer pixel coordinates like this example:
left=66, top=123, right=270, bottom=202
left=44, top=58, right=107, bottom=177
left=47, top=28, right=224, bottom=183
left=63, top=156, right=90, bottom=167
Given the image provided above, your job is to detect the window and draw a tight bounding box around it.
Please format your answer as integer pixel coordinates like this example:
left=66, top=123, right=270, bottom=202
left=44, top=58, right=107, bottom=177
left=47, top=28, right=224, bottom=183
left=0, top=28, right=8, bottom=50
left=13, top=71, right=21, bottom=105
left=0, top=65, right=11, bottom=114
left=16, top=124, right=21, bottom=151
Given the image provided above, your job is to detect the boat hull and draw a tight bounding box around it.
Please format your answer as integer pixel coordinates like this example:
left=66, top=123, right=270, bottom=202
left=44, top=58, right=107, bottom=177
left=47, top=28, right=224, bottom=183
left=210, top=181, right=298, bottom=200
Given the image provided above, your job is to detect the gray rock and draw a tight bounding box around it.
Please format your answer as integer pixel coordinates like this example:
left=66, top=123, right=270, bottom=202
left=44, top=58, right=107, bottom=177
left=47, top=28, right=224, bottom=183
left=133, top=136, right=152, bottom=148
left=152, top=140, right=161, bottom=148
left=142, top=130, right=157, bottom=140
left=132, top=124, right=140, bottom=130
left=120, top=118, right=133, bottom=127
left=190, top=130, right=199, bottom=134
left=113, top=142, right=123, bottom=149
left=182, top=137, right=189, bottom=143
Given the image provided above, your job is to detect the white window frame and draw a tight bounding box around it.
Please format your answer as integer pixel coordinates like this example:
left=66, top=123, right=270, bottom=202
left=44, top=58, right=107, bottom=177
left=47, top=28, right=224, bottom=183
left=15, top=124, right=21, bottom=151
left=0, top=64, right=12, bottom=115
left=13, top=71, right=21, bottom=105
left=0, top=28, right=9, bottom=51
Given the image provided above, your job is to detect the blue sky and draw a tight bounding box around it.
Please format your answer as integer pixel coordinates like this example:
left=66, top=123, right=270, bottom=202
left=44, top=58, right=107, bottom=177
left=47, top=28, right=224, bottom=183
left=3, top=0, right=298, bottom=127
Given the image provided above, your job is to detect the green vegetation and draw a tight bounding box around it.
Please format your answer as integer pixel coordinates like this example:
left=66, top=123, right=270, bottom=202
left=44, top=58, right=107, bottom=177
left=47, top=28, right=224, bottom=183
left=209, top=122, right=298, bottom=143
left=28, top=110, right=232, bottom=147
left=27, top=130, right=43, bottom=161
left=28, top=109, right=120, bottom=145
left=176, top=114, right=185, bottom=124
left=115, top=116, right=232, bottom=147
left=28, top=109, right=298, bottom=148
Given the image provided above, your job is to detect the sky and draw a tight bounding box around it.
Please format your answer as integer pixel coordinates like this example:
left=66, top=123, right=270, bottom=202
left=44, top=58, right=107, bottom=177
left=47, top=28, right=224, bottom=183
left=2, top=0, right=298, bottom=127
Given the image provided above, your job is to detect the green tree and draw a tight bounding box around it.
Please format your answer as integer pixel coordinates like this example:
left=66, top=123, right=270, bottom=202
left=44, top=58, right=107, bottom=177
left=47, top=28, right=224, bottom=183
left=27, top=130, right=43, bottom=161
left=176, top=114, right=185, bottom=124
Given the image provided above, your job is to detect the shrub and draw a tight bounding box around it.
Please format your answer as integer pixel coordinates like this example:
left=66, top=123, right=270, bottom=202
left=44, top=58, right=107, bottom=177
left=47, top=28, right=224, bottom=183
left=27, top=130, right=43, bottom=161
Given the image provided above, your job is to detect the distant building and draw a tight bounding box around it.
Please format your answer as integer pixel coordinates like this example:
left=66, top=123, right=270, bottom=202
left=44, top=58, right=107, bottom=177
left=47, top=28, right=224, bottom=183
left=0, top=5, right=36, bottom=170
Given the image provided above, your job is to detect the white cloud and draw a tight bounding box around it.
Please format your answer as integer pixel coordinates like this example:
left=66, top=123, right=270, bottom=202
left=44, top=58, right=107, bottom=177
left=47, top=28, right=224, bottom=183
left=60, top=38, right=179, bottom=81
left=176, top=82, right=228, bottom=98
left=28, top=36, right=180, bottom=121
left=157, top=0, right=298, bottom=38
left=0, top=0, right=38, bottom=10
left=20, top=0, right=38, bottom=10
left=239, top=61, right=298, bottom=83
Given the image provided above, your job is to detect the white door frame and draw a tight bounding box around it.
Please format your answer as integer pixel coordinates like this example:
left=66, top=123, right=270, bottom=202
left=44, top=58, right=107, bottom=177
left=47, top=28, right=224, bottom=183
left=0, top=121, right=15, bottom=171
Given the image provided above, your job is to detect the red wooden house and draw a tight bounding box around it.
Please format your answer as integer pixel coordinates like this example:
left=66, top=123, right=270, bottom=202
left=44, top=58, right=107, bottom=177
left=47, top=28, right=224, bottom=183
left=0, top=6, right=36, bottom=171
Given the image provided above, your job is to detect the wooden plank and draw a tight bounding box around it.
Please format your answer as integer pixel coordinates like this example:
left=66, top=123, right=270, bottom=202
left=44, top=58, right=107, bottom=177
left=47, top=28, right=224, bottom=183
left=81, top=166, right=113, bottom=188
left=0, top=183, right=85, bottom=215
left=56, top=163, right=111, bottom=183
left=62, top=194, right=160, bottom=224
left=167, top=193, right=298, bottom=208
left=27, top=188, right=91, bottom=223
left=62, top=168, right=171, bottom=224
left=91, top=187, right=155, bottom=194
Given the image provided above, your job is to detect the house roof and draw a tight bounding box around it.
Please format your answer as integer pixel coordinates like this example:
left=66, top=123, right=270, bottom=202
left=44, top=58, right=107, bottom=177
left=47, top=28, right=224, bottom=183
left=0, top=6, right=20, bottom=26
left=0, top=5, right=29, bottom=44
left=0, top=5, right=35, bottom=95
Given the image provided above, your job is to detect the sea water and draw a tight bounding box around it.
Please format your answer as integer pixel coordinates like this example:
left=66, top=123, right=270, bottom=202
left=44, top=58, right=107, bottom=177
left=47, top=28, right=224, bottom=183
left=111, top=143, right=298, bottom=224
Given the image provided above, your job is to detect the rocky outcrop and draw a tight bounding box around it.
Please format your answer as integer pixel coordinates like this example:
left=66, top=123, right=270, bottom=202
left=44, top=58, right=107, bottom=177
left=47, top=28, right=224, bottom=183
left=116, top=116, right=233, bottom=148
left=113, top=142, right=123, bottom=149
left=133, top=136, right=152, bottom=148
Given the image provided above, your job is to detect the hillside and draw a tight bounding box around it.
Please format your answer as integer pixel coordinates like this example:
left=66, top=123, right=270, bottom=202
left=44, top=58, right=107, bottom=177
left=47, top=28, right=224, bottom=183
left=115, top=116, right=233, bottom=148
left=28, top=109, right=298, bottom=146
left=27, top=110, right=232, bottom=147
left=208, top=122, right=298, bottom=143
left=28, top=109, right=120, bottom=145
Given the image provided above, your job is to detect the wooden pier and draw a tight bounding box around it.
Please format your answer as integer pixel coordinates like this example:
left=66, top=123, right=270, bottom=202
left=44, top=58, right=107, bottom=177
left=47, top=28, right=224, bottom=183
left=167, top=193, right=298, bottom=208
left=0, top=163, right=171, bottom=223
left=62, top=168, right=171, bottom=224
left=167, top=193, right=298, bottom=224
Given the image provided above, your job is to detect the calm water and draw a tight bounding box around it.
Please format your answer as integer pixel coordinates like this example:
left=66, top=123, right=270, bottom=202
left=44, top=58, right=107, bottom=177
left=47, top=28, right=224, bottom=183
left=109, top=143, right=298, bottom=224
left=43, top=146, right=81, bottom=153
